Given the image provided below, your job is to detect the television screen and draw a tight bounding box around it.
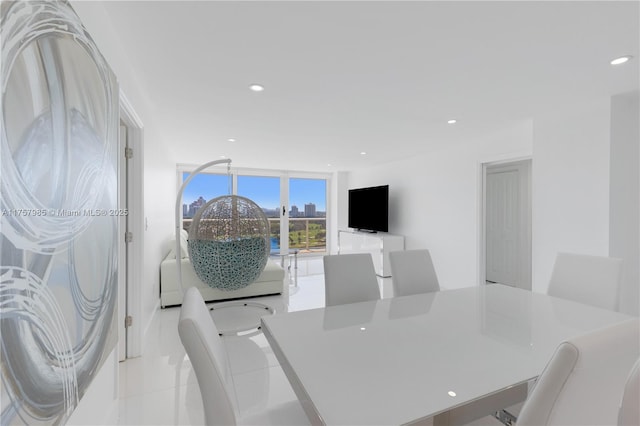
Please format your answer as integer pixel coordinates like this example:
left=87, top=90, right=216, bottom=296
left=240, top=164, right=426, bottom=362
left=348, top=185, right=389, bottom=232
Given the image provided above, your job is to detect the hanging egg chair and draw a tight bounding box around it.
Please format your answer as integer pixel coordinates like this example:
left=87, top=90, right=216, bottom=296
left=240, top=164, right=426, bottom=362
left=187, top=195, right=270, bottom=290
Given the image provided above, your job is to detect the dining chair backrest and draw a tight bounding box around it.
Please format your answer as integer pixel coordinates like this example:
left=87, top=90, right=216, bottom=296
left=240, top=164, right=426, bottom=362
left=323, top=253, right=380, bottom=306
left=178, top=287, right=237, bottom=426
left=389, top=249, right=440, bottom=297
left=618, top=357, right=640, bottom=426
left=547, top=252, right=623, bottom=311
left=516, top=318, right=640, bottom=426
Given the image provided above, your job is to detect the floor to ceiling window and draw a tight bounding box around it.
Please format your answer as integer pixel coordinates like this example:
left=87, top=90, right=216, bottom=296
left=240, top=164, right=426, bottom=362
left=289, top=177, right=327, bottom=254
left=178, top=166, right=330, bottom=256
left=180, top=171, right=230, bottom=230
left=237, top=175, right=281, bottom=253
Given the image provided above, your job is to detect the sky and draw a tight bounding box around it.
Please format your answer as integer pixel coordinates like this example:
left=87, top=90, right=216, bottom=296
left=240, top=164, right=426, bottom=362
left=182, top=173, right=327, bottom=211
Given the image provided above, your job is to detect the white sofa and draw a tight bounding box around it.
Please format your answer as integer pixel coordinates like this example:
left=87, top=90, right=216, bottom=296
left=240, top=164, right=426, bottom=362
left=160, top=230, right=285, bottom=307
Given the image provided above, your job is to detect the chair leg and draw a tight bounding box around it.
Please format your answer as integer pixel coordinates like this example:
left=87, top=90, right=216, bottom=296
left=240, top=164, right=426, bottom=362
left=492, top=409, right=517, bottom=426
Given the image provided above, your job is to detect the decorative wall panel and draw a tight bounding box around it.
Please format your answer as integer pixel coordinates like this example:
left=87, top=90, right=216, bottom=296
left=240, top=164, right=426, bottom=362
left=0, top=1, right=119, bottom=424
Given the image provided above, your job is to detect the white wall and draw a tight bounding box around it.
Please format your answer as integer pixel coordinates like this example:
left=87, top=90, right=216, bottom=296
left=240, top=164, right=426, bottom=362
left=346, top=97, right=631, bottom=299
left=69, top=2, right=177, bottom=423
left=330, top=171, right=350, bottom=254
left=531, top=98, right=612, bottom=294
left=347, top=120, right=533, bottom=289
left=73, top=1, right=174, bottom=338
left=610, top=91, right=639, bottom=316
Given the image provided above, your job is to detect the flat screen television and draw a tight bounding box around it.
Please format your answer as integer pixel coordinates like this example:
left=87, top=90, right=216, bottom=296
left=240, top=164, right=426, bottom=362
left=348, top=185, right=389, bottom=232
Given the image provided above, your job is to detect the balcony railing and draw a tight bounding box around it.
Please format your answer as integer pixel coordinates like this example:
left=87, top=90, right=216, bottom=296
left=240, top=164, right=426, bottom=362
left=182, top=217, right=327, bottom=254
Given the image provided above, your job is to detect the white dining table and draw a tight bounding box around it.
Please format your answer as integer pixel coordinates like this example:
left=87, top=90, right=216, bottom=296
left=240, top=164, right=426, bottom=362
left=261, top=284, right=632, bottom=426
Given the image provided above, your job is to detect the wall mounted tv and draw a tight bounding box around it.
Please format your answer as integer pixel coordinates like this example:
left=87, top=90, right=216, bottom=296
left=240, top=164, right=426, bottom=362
left=348, top=185, right=389, bottom=233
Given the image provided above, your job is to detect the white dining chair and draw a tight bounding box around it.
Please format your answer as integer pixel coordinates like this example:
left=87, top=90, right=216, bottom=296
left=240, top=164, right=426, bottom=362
left=516, top=318, right=640, bottom=426
left=547, top=252, right=623, bottom=311
left=389, top=249, right=440, bottom=297
left=179, top=287, right=236, bottom=425
left=618, top=357, right=639, bottom=426
left=178, top=287, right=308, bottom=425
left=323, top=253, right=380, bottom=306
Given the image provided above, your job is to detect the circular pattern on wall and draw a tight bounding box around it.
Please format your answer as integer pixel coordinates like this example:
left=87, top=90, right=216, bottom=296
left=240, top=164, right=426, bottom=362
left=1, top=1, right=118, bottom=424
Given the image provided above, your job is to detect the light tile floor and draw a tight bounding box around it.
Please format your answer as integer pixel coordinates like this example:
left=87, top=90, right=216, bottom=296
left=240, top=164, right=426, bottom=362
left=117, top=257, right=328, bottom=425
left=117, top=256, right=502, bottom=426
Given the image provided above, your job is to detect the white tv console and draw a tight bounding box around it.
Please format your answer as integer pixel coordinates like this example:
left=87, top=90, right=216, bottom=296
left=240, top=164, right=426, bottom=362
left=338, top=230, right=405, bottom=277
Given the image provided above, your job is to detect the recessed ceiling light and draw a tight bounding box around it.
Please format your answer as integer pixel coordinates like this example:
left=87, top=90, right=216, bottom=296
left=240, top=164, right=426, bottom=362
left=610, top=56, right=632, bottom=65
left=327, top=163, right=332, bottom=167
left=249, top=84, right=265, bottom=92
left=447, top=119, right=457, bottom=124
left=227, top=138, right=236, bottom=142
left=360, top=151, right=367, bottom=155
left=448, top=391, right=457, bottom=397
left=220, top=155, right=227, bottom=159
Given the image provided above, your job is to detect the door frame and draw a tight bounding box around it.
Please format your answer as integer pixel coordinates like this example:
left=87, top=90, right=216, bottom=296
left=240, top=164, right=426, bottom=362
left=119, top=91, right=144, bottom=358
left=478, top=156, right=532, bottom=288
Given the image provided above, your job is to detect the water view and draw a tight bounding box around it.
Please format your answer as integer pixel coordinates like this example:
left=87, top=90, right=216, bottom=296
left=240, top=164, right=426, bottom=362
left=182, top=172, right=327, bottom=254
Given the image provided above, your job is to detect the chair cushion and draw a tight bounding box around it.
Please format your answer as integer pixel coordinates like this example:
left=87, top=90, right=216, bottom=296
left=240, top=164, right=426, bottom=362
left=517, top=318, right=640, bottom=426
left=618, top=358, right=640, bottom=426
left=547, top=252, right=623, bottom=311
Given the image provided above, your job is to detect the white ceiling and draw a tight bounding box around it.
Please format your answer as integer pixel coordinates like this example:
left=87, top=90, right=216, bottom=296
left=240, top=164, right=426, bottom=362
left=97, top=1, right=639, bottom=172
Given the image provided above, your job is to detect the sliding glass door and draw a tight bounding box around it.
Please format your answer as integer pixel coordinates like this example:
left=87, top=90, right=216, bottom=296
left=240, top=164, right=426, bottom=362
left=289, top=177, right=327, bottom=254
left=181, top=172, right=230, bottom=230
left=179, top=166, right=330, bottom=257
left=237, top=175, right=282, bottom=254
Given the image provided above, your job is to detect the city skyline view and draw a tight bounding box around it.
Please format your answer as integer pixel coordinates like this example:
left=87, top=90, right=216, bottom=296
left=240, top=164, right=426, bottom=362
left=182, top=173, right=327, bottom=218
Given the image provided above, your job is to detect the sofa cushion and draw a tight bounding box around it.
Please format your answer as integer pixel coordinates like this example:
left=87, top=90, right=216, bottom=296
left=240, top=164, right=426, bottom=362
left=160, top=257, right=285, bottom=307
left=258, top=259, right=286, bottom=282
left=165, top=229, right=189, bottom=259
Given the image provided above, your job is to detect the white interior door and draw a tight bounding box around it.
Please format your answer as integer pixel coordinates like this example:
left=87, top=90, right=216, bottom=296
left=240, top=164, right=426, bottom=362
left=485, top=160, right=531, bottom=289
